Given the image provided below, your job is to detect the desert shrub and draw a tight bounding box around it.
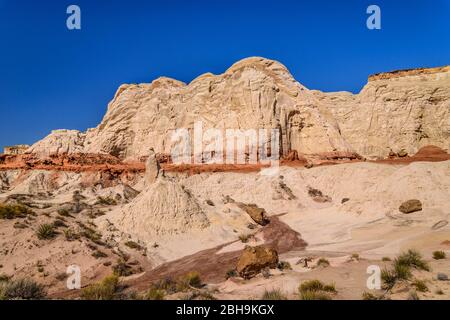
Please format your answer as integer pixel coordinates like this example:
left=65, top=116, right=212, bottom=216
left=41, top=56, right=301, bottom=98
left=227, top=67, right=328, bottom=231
left=225, top=269, right=237, bottom=279
left=435, top=289, right=444, bottom=295
left=36, top=224, right=56, bottom=240
left=351, top=253, right=360, bottom=260
left=179, top=271, right=202, bottom=290
left=52, top=219, right=67, bottom=228
left=299, top=279, right=325, bottom=292
left=382, top=257, right=391, bottom=262
left=298, top=279, right=337, bottom=300
left=112, top=260, right=133, bottom=277
left=261, top=289, right=287, bottom=300
left=64, top=228, right=80, bottom=241
left=277, top=261, right=292, bottom=271
left=78, top=223, right=103, bottom=245
left=81, top=275, right=119, bottom=300
left=144, top=287, right=165, bottom=300
left=0, top=274, right=11, bottom=282
left=381, top=268, right=397, bottom=289
left=0, top=204, right=33, bottom=219
left=362, top=291, right=384, bottom=300
left=57, top=209, right=72, bottom=218
left=432, top=251, right=446, bottom=260
left=316, top=258, right=330, bottom=267
left=412, top=279, right=428, bottom=292
left=0, top=278, right=46, bottom=300
left=92, top=251, right=108, bottom=259
left=300, top=290, right=332, bottom=300
left=124, top=241, right=142, bottom=250
left=152, top=277, right=178, bottom=294
left=238, top=233, right=251, bottom=243
left=183, top=291, right=217, bottom=300
left=95, top=196, right=117, bottom=206
left=394, top=263, right=412, bottom=281
left=394, top=249, right=430, bottom=271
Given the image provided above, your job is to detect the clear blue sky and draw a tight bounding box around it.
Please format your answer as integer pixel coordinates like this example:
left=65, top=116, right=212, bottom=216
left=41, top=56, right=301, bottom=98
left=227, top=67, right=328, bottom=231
left=0, top=0, right=449, bottom=148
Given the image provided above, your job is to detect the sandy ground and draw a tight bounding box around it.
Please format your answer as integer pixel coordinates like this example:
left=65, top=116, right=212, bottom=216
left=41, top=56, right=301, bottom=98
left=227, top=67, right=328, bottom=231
left=1, top=159, right=449, bottom=299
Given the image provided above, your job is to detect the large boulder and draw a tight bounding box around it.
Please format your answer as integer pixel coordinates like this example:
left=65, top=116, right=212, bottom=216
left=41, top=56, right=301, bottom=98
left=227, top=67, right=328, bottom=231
left=237, top=203, right=270, bottom=226
left=236, top=245, right=278, bottom=279
left=399, top=199, right=422, bottom=214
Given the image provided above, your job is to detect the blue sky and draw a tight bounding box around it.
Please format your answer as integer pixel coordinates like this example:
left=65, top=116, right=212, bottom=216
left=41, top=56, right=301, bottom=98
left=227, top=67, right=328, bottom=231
left=0, top=0, right=449, bottom=147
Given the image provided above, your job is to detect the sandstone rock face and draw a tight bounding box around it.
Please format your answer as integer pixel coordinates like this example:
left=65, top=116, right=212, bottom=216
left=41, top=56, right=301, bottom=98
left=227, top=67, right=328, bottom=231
left=399, top=199, right=422, bottom=214
left=82, top=57, right=351, bottom=159
left=28, top=130, right=86, bottom=155
left=29, top=58, right=450, bottom=160
left=313, top=66, right=450, bottom=159
left=236, top=245, right=278, bottom=279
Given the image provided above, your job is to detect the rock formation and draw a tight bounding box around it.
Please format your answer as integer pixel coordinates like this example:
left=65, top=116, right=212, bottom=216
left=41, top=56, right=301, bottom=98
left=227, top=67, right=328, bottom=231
left=27, top=58, right=449, bottom=161
left=236, top=245, right=279, bottom=279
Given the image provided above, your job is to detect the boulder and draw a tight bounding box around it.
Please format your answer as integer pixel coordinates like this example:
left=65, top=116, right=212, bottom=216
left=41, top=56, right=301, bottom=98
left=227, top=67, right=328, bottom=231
left=237, top=203, right=270, bottom=226
left=437, top=273, right=448, bottom=281
left=398, top=149, right=408, bottom=158
left=399, top=199, right=422, bottom=214
left=236, top=245, right=279, bottom=279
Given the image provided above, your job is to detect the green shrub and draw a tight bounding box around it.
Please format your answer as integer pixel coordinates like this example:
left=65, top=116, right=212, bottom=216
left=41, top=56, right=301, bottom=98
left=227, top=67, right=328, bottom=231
left=95, top=196, right=117, bottom=206
left=92, top=251, right=108, bottom=259
left=432, top=251, right=446, bottom=260
left=394, top=263, right=412, bottom=281
left=261, top=289, right=287, bottom=300
left=298, top=279, right=337, bottom=300
left=0, top=204, right=33, bottom=219
left=124, top=241, right=142, bottom=250
left=394, top=249, right=430, bottom=271
left=52, top=219, right=67, bottom=228
left=277, top=261, right=292, bottom=271
left=36, top=224, right=56, bottom=240
left=316, top=258, right=330, bottom=267
left=179, top=271, right=202, bottom=289
left=381, top=268, right=397, bottom=289
left=300, top=290, right=331, bottom=300
left=64, top=228, right=80, bottom=241
left=112, top=260, right=133, bottom=277
left=412, top=279, right=428, bottom=292
left=0, top=278, right=46, bottom=300
left=238, top=234, right=251, bottom=243
left=81, top=275, right=119, bottom=300
left=57, top=209, right=72, bottom=218
left=299, top=279, right=326, bottom=292
left=225, top=269, right=237, bottom=279
left=351, top=253, right=360, bottom=260
left=362, top=291, right=384, bottom=300
left=144, top=287, right=165, bottom=300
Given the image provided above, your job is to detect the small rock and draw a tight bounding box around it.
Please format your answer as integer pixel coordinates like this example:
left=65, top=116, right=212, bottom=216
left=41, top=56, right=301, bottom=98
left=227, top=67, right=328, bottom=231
left=437, top=273, right=448, bottom=281
left=341, top=198, right=350, bottom=204
left=399, top=199, right=422, bottom=214
left=304, top=163, right=314, bottom=169
left=398, top=149, right=408, bottom=157
left=206, top=199, right=215, bottom=206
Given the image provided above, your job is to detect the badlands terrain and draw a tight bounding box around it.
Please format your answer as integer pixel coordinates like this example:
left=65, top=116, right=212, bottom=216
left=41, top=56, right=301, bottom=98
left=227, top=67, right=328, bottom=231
left=0, top=57, right=449, bottom=300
